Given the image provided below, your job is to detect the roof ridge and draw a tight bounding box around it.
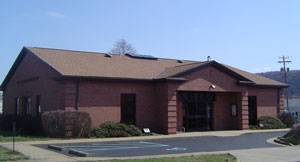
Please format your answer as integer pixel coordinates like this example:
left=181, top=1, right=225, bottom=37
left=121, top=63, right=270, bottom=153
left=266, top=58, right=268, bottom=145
left=155, top=57, right=201, bottom=62
left=170, top=61, right=205, bottom=68
left=25, top=46, right=202, bottom=62
left=25, top=46, right=117, bottom=56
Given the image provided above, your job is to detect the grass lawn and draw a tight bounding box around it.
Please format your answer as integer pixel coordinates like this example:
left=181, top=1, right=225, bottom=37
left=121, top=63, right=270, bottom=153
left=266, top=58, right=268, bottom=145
left=0, top=130, right=51, bottom=142
left=0, top=146, right=28, bottom=161
left=98, top=154, right=237, bottom=162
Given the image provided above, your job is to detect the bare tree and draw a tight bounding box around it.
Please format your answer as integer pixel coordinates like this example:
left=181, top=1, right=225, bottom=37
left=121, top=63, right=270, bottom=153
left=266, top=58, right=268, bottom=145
left=108, top=39, right=137, bottom=55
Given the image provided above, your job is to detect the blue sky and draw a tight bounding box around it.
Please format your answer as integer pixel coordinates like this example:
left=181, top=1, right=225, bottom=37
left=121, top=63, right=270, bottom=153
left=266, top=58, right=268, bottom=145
left=0, top=0, right=299, bottom=83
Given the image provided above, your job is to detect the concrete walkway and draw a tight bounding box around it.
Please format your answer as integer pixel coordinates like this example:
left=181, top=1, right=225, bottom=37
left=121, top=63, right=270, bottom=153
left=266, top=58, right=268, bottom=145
left=1, top=129, right=296, bottom=162
left=230, top=146, right=300, bottom=162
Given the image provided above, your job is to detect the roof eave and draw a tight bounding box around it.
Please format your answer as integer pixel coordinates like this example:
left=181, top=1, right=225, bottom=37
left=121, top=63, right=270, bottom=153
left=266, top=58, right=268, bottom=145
left=154, top=77, right=187, bottom=82
left=55, top=76, right=187, bottom=83
left=55, top=76, right=154, bottom=82
left=250, top=84, right=289, bottom=88
left=238, top=80, right=288, bottom=88
left=238, top=80, right=256, bottom=85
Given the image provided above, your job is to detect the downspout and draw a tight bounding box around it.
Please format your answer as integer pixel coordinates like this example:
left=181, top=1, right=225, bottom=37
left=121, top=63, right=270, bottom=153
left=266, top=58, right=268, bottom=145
left=75, top=80, right=80, bottom=110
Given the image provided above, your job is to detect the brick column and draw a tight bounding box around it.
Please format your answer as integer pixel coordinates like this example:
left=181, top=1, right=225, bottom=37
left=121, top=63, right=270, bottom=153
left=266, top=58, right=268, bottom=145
left=238, top=90, right=249, bottom=129
left=166, top=83, right=181, bottom=134
left=167, top=91, right=177, bottom=134
left=278, top=89, right=284, bottom=113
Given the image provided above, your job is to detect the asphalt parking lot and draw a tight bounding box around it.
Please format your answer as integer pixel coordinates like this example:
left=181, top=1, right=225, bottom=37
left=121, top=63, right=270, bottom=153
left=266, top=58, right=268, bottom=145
left=36, top=131, right=286, bottom=157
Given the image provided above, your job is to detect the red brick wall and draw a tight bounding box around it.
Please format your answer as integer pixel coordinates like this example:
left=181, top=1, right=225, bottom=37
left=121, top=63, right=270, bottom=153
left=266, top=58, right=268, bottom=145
left=248, top=87, right=282, bottom=119
left=62, top=81, right=159, bottom=131
left=213, top=93, right=239, bottom=130
left=3, top=53, right=64, bottom=116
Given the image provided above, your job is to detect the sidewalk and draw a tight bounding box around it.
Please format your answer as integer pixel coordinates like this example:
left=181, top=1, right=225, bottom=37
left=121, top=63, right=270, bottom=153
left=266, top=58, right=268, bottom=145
left=0, top=129, right=290, bottom=162
left=230, top=145, right=300, bottom=162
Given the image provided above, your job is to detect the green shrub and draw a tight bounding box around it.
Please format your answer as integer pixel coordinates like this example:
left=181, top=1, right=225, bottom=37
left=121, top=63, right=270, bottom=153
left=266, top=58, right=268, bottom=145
left=126, top=125, right=142, bottom=136
left=278, top=113, right=297, bottom=128
left=90, top=121, right=142, bottom=138
left=283, top=124, right=300, bottom=145
left=41, top=110, right=92, bottom=138
left=257, top=116, right=286, bottom=129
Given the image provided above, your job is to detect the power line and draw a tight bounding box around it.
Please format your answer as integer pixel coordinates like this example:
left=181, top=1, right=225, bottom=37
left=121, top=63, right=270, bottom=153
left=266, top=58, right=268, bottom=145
left=278, top=56, right=291, bottom=111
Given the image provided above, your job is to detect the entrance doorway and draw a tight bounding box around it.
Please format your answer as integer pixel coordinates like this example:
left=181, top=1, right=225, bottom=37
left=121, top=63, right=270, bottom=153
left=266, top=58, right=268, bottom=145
left=180, top=92, right=214, bottom=131
left=248, top=96, right=257, bottom=125
left=121, top=94, right=136, bottom=125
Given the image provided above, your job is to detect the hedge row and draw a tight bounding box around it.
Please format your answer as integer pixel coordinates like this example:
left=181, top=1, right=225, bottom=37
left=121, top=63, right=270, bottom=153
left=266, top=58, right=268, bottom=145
left=0, top=111, right=142, bottom=138
left=0, top=114, right=43, bottom=136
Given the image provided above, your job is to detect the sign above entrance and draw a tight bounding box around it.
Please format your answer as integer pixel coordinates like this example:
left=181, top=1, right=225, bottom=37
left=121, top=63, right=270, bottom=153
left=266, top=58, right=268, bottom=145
left=179, top=92, right=215, bottom=103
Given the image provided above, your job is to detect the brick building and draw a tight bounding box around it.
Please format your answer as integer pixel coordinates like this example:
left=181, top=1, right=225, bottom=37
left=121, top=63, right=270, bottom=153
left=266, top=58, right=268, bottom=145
left=0, top=47, right=288, bottom=134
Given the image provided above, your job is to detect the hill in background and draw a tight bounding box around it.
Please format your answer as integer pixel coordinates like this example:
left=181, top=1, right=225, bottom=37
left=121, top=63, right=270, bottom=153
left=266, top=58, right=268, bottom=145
left=257, top=70, right=300, bottom=98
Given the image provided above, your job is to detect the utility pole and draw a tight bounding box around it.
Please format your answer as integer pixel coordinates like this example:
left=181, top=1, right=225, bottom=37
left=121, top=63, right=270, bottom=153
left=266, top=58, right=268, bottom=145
left=278, top=56, right=291, bottom=111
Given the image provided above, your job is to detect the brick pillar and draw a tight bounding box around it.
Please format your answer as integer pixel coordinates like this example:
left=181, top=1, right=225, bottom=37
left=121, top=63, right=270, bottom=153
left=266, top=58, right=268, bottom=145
left=165, top=83, right=181, bottom=134
left=167, top=91, right=177, bottom=134
left=176, top=99, right=183, bottom=132
left=278, top=89, right=284, bottom=113
left=238, top=90, right=249, bottom=129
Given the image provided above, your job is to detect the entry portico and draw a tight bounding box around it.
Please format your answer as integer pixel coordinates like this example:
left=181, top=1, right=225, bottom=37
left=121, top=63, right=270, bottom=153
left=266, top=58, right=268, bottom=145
left=159, top=64, right=285, bottom=134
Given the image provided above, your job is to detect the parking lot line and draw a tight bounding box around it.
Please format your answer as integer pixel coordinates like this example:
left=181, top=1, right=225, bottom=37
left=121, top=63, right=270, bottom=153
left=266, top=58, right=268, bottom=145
left=64, top=141, right=170, bottom=152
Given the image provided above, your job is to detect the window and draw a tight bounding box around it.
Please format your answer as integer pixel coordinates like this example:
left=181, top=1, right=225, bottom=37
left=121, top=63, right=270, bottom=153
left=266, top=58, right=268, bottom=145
left=36, top=95, right=41, bottom=116
left=15, top=97, right=20, bottom=115
left=23, top=97, right=31, bottom=116
left=231, top=104, right=237, bottom=117
left=121, top=94, right=136, bottom=125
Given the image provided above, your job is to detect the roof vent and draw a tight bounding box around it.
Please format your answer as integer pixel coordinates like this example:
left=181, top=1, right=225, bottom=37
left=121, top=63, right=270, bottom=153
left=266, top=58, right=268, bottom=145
left=105, top=53, right=112, bottom=57
left=177, top=60, right=184, bottom=63
left=207, top=56, right=211, bottom=61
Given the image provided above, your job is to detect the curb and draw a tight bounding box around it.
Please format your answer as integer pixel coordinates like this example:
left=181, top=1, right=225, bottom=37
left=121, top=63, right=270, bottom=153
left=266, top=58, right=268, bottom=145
left=48, top=144, right=64, bottom=151
left=227, top=153, right=241, bottom=162
left=69, top=149, right=89, bottom=157
left=273, top=138, right=293, bottom=146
